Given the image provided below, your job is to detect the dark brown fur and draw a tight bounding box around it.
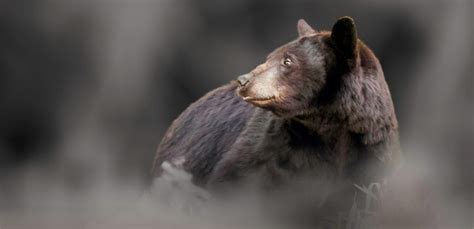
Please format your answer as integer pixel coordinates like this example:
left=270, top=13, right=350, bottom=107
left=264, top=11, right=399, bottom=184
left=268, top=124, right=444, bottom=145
left=153, top=17, right=400, bottom=203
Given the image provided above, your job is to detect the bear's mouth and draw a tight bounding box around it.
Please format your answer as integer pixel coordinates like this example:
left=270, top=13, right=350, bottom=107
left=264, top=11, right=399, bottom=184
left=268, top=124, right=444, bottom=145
left=243, top=96, right=275, bottom=102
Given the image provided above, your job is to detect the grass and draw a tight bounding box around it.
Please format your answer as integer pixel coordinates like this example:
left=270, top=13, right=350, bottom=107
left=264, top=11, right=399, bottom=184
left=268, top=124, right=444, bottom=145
left=336, top=181, right=385, bottom=229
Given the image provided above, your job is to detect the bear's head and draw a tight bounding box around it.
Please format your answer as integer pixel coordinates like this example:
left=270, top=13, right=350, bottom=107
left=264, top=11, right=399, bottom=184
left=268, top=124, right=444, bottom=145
left=236, top=17, right=360, bottom=117
left=236, top=17, right=398, bottom=144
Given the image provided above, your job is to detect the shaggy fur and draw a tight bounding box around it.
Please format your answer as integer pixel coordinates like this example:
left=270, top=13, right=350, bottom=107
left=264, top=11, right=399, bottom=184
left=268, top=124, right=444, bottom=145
left=152, top=17, right=400, bottom=198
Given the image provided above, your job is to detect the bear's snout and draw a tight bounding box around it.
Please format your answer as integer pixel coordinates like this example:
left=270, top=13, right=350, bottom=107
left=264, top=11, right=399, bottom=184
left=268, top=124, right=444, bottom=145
left=237, top=73, right=252, bottom=87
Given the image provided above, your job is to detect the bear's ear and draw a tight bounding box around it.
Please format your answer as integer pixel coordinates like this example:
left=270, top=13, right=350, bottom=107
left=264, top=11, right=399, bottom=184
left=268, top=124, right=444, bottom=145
left=331, top=16, right=358, bottom=60
left=297, top=19, right=315, bottom=37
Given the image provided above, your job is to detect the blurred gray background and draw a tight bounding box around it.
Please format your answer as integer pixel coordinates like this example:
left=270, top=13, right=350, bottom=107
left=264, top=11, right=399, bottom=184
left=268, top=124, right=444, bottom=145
left=0, top=0, right=472, bottom=227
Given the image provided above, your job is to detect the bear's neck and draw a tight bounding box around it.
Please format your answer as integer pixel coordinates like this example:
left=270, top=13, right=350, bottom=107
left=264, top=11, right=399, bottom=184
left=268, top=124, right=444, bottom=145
left=291, top=64, right=365, bottom=141
left=291, top=109, right=346, bottom=143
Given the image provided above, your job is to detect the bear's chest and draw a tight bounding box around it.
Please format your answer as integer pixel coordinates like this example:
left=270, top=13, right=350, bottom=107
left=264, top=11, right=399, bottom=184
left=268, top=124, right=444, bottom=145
left=249, top=122, right=347, bottom=184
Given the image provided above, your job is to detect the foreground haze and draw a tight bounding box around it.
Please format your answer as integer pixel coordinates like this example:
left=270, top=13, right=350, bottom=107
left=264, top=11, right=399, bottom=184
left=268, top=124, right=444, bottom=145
left=0, top=1, right=471, bottom=228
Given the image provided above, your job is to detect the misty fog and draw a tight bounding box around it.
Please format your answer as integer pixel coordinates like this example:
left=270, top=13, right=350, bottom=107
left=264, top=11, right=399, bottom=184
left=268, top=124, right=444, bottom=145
left=0, top=0, right=472, bottom=228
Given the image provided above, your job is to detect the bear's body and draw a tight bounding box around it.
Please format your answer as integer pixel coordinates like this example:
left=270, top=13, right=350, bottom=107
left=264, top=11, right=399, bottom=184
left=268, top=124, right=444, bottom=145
left=153, top=84, right=254, bottom=186
left=153, top=18, right=400, bottom=198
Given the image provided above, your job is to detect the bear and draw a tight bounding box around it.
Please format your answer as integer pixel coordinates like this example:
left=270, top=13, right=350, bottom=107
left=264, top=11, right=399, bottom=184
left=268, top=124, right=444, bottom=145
left=152, top=17, right=400, bottom=223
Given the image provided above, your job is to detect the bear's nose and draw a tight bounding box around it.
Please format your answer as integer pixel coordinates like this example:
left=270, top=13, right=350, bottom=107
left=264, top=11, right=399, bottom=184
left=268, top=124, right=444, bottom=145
left=237, top=73, right=251, bottom=87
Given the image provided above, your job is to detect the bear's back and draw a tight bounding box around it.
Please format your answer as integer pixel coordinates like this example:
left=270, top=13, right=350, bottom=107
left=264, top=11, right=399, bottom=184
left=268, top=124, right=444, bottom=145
left=152, top=83, right=255, bottom=185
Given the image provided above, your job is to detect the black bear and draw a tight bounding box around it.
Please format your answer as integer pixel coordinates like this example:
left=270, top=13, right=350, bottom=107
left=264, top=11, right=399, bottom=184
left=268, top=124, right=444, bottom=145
left=152, top=17, right=400, bottom=208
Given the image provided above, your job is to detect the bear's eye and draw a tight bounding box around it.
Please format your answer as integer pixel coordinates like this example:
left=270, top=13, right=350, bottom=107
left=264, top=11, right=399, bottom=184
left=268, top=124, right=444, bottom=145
left=282, top=57, right=293, bottom=66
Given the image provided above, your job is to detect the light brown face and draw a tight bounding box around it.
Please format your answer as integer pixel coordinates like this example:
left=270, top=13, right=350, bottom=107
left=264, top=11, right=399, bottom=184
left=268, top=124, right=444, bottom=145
left=236, top=60, right=283, bottom=106
left=235, top=40, right=322, bottom=115
left=235, top=19, right=330, bottom=117
left=237, top=19, right=316, bottom=111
